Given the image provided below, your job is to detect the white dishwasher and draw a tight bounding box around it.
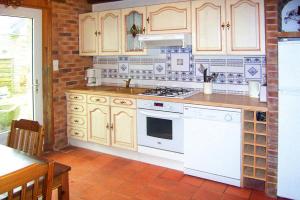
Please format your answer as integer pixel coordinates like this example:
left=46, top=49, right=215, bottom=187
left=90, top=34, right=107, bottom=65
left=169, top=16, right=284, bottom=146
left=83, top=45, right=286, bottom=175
left=184, top=104, right=242, bottom=187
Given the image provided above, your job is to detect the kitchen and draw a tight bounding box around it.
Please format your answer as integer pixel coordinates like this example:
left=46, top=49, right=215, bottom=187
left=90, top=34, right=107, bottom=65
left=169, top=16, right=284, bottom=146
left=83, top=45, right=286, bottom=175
left=0, top=0, right=299, bottom=200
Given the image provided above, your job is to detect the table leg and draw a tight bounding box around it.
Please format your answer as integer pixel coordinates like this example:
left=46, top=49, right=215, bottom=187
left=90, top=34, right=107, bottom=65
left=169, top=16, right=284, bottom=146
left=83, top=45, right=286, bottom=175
left=58, top=173, right=69, bottom=200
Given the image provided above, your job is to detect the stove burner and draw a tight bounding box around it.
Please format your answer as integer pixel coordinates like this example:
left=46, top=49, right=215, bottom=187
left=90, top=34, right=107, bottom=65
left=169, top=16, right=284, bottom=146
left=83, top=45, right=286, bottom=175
left=141, top=87, right=197, bottom=98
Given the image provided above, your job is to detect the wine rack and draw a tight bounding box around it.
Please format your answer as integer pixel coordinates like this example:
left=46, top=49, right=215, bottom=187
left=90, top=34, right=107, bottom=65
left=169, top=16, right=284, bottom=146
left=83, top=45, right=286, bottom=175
left=242, top=110, right=267, bottom=181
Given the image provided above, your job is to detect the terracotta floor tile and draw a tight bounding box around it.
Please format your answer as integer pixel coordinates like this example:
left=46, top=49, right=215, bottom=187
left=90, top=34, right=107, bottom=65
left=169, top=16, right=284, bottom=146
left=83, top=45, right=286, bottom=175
left=160, top=169, right=184, bottom=181
left=192, top=188, right=223, bottom=200
left=201, top=180, right=228, bottom=193
left=225, top=186, right=252, bottom=199
left=45, top=147, right=276, bottom=200
left=222, top=193, right=248, bottom=200
left=250, top=191, right=277, bottom=200
left=180, top=175, right=205, bottom=187
left=135, top=186, right=167, bottom=200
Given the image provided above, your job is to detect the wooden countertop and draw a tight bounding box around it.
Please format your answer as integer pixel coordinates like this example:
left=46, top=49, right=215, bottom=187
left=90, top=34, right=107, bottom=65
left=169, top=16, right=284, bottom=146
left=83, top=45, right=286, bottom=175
left=67, top=86, right=267, bottom=111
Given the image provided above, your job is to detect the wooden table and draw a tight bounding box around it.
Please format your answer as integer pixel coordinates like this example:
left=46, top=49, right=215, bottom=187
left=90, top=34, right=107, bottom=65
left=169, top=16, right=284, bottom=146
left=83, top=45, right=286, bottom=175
left=0, top=145, right=71, bottom=200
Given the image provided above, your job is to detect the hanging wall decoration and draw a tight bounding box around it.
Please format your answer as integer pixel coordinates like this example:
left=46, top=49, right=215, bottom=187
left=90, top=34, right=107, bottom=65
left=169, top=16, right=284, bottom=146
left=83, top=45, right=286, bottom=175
left=282, top=0, right=300, bottom=32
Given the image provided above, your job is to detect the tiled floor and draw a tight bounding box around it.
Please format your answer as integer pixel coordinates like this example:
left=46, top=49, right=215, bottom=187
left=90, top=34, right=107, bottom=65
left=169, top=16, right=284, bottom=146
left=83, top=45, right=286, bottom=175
left=45, top=146, right=277, bottom=200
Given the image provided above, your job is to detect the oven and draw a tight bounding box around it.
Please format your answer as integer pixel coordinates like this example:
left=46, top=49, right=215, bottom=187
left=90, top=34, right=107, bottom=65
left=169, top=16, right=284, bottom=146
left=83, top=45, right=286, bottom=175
left=137, top=100, right=184, bottom=153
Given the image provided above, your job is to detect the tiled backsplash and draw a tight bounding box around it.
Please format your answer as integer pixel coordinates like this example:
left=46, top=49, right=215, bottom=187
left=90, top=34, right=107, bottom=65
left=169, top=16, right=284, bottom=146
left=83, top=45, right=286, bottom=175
left=93, top=46, right=266, bottom=95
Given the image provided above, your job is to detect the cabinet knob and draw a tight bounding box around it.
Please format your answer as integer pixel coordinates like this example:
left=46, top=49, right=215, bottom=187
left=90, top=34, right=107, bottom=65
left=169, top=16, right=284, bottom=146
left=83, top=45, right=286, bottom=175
left=143, top=27, right=146, bottom=34
left=226, top=22, right=230, bottom=30
left=94, top=31, right=98, bottom=36
left=110, top=124, right=113, bottom=130
left=106, top=123, right=109, bottom=129
left=147, top=17, right=150, bottom=23
left=221, top=23, right=225, bottom=30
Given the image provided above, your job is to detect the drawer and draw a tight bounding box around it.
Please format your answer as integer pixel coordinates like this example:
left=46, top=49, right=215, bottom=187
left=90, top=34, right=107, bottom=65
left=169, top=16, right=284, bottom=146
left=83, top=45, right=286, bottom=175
left=67, top=114, right=87, bottom=128
left=87, top=95, right=109, bottom=105
left=111, top=97, right=136, bottom=108
left=66, top=93, right=86, bottom=103
left=67, top=102, right=86, bottom=115
left=67, top=127, right=87, bottom=141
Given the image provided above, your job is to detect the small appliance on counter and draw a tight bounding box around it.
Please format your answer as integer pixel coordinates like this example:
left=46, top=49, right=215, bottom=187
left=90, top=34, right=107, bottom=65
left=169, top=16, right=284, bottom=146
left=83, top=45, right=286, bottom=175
left=85, top=68, right=101, bottom=86
left=248, top=81, right=261, bottom=98
left=260, top=84, right=267, bottom=102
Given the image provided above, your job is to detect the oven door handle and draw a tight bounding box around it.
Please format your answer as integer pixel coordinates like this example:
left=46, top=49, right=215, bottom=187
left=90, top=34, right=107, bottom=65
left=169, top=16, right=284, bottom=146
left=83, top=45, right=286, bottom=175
left=139, top=110, right=182, bottom=119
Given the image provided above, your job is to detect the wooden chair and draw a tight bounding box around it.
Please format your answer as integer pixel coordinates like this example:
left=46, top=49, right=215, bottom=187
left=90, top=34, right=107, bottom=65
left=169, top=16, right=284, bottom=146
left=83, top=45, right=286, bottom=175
left=7, top=119, right=44, bottom=157
left=0, top=161, right=54, bottom=200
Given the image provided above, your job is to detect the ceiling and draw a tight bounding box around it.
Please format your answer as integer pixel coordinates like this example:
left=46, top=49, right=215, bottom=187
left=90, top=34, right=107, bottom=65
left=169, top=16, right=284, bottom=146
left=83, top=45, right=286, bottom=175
left=87, top=0, right=122, bottom=3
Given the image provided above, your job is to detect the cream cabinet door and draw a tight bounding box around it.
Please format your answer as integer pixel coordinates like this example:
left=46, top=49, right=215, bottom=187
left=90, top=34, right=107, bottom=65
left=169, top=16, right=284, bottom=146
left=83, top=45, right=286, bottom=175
left=192, top=0, right=226, bottom=55
left=98, top=10, right=122, bottom=55
left=122, top=7, right=147, bottom=55
left=146, top=2, right=191, bottom=34
left=110, top=107, right=137, bottom=151
left=79, top=13, right=98, bottom=56
left=87, top=104, right=110, bottom=145
left=226, top=0, right=265, bottom=55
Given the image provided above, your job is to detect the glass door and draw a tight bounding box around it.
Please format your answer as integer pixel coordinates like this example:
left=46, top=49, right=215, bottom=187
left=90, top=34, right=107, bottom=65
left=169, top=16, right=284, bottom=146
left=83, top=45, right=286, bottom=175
left=0, top=6, right=43, bottom=135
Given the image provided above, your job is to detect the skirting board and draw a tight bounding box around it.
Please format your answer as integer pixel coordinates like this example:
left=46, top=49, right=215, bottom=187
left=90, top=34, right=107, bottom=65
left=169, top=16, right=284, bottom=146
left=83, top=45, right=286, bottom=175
left=69, top=138, right=184, bottom=171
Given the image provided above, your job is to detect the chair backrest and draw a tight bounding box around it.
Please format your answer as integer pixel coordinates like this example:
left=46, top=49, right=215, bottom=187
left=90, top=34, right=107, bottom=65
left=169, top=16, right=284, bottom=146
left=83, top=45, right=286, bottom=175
left=7, top=119, right=44, bottom=156
left=0, top=161, right=54, bottom=200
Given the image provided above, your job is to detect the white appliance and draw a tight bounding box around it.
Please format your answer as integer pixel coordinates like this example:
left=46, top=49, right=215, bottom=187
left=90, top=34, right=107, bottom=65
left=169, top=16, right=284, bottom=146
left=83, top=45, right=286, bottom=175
left=85, top=68, right=101, bottom=86
left=137, top=99, right=184, bottom=153
left=138, top=33, right=191, bottom=48
left=248, top=81, right=261, bottom=98
left=278, top=38, right=300, bottom=200
left=184, top=105, right=242, bottom=186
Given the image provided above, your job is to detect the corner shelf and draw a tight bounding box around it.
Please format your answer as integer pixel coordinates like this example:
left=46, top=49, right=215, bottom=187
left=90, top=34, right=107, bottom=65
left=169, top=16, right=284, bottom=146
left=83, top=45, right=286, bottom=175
left=242, top=110, right=267, bottom=182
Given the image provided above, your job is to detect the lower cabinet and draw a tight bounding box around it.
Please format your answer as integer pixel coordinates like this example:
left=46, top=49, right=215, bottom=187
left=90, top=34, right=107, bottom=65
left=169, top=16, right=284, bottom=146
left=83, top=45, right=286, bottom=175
left=110, top=106, right=137, bottom=150
left=87, top=104, right=110, bottom=145
left=67, top=93, right=138, bottom=151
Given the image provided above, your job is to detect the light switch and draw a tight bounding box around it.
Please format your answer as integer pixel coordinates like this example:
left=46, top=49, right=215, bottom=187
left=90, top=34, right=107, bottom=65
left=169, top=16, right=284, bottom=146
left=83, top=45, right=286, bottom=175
left=53, top=60, right=59, bottom=71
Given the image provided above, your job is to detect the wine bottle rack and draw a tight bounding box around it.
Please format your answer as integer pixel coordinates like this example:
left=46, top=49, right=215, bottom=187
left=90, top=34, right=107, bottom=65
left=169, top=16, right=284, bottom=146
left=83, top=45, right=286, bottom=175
left=242, top=110, right=267, bottom=181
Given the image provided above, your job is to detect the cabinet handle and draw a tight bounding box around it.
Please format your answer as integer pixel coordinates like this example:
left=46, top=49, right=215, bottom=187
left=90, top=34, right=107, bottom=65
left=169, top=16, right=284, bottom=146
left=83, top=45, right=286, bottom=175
left=143, top=27, right=146, bottom=34
left=147, top=17, right=150, bottom=23
left=106, top=123, right=109, bottom=129
left=98, top=31, right=101, bottom=35
left=120, top=101, right=126, bottom=104
left=74, top=132, right=79, bottom=135
left=110, top=124, right=113, bottom=130
left=74, top=96, right=78, bottom=99
left=226, top=22, right=230, bottom=30
left=94, top=31, right=98, bottom=36
left=96, top=99, right=100, bottom=102
left=74, top=120, right=79, bottom=123
left=74, top=107, right=79, bottom=110
left=221, top=23, right=225, bottom=30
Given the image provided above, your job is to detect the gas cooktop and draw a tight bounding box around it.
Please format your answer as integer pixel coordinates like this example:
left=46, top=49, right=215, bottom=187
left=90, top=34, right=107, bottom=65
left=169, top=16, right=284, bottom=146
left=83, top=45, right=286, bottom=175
left=139, top=87, right=198, bottom=99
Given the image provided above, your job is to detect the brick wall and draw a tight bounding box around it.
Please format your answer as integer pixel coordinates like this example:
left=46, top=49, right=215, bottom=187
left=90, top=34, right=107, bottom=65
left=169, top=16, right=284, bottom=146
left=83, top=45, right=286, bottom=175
left=51, top=0, right=92, bottom=149
left=265, top=0, right=279, bottom=196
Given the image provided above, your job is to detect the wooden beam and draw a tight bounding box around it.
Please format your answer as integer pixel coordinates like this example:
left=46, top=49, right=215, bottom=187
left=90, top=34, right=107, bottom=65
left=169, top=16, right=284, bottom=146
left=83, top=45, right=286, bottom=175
left=87, top=0, right=122, bottom=4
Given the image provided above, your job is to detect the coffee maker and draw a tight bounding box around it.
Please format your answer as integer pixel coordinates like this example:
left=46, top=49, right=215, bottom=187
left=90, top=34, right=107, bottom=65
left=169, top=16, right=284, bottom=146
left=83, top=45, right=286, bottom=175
left=85, top=68, right=101, bottom=86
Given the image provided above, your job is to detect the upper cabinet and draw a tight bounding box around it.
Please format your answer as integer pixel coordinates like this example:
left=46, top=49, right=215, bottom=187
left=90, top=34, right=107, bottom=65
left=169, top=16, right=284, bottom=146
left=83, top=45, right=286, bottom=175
left=79, top=10, right=121, bottom=56
left=226, top=0, right=265, bottom=55
left=146, top=1, right=191, bottom=34
left=79, top=13, right=98, bottom=56
left=122, top=7, right=147, bottom=55
left=192, top=0, right=226, bottom=55
left=192, top=0, right=265, bottom=55
left=98, top=10, right=122, bottom=55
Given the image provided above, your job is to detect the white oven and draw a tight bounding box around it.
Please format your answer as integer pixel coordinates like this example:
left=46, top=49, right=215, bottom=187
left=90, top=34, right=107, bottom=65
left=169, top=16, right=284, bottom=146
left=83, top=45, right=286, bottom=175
left=137, top=100, right=184, bottom=153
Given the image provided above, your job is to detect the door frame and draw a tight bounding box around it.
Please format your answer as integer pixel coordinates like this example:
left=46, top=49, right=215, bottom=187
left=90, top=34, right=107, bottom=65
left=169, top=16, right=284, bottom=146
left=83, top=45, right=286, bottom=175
left=0, top=1, right=54, bottom=150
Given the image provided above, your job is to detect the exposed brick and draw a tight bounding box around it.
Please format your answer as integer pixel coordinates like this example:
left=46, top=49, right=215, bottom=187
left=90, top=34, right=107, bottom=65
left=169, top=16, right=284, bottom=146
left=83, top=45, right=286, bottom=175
left=51, top=0, right=92, bottom=150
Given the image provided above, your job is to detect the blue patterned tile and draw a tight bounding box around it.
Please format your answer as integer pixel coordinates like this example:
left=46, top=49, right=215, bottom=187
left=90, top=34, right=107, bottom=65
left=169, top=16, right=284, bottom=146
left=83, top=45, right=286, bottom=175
left=118, top=63, right=129, bottom=74
left=245, top=64, right=261, bottom=80
left=154, top=63, right=166, bottom=75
